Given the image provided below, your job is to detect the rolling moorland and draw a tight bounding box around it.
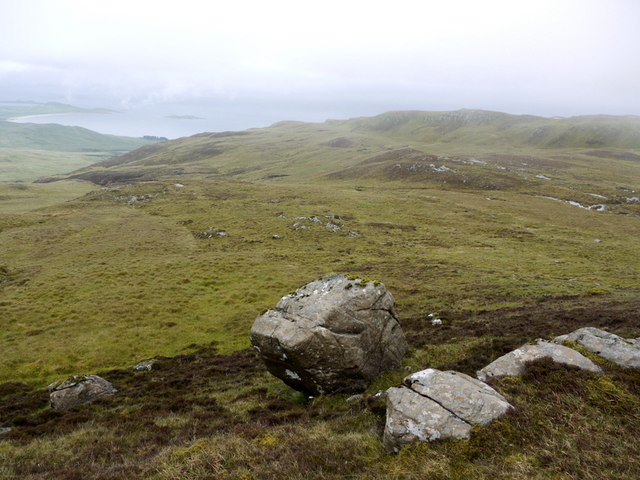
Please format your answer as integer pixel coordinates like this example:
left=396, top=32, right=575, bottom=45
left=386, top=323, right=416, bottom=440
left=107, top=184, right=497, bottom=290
left=1, top=109, right=640, bottom=479
left=0, top=102, right=158, bottom=182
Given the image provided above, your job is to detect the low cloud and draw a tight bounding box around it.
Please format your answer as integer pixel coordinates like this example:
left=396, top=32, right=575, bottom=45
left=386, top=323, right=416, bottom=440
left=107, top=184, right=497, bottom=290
left=1, top=0, right=639, bottom=116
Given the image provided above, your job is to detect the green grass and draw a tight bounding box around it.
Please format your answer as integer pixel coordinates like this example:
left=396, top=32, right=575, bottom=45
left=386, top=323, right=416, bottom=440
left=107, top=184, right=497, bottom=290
left=1, top=177, right=639, bottom=386
left=1, top=110, right=640, bottom=479
left=0, top=148, right=128, bottom=182
left=0, top=122, right=157, bottom=182
left=0, top=181, right=95, bottom=215
left=0, top=122, right=152, bottom=153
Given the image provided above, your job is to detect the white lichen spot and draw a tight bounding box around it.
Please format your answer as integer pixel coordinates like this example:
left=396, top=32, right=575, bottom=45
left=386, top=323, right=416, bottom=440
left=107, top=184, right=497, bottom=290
left=285, top=369, right=301, bottom=380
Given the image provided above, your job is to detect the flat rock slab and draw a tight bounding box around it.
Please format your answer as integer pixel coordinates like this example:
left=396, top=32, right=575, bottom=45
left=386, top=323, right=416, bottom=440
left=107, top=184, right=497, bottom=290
left=406, top=369, right=512, bottom=425
left=477, top=340, right=602, bottom=382
left=250, top=274, right=407, bottom=395
left=384, top=369, right=512, bottom=452
left=49, top=375, right=117, bottom=410
left=556, top=327, right=640, bottom=368
left=384, top=387, right=471, bottom=451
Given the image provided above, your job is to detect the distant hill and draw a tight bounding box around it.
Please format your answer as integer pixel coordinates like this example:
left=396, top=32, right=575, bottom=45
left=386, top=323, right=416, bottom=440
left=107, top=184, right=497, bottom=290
left=341, top=110, right=640, bottom=149
left=0, top=101, right=116, bottom=121
left=46, top=109, right=640, bottom=186
left=0, top=102, right=160, bottom=182
left=0, top=121, right=152, bottom=152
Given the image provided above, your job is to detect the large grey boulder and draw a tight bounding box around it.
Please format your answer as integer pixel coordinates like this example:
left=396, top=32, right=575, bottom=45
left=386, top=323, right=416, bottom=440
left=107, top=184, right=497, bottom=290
left=556, top=327, right=640, bottom=368
left=477, top=340, right=602, bottom=382
left=49, top=375, right=117, bottom=410
left=250, top=274, right=408, bottom=395
left=383, top=369, right=512, bottom=452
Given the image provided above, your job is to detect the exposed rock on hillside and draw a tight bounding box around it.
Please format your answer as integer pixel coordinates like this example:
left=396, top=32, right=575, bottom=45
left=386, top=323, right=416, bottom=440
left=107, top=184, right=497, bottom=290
left=556, top=327, right=640, bottom=368
left=384, top=369, right=512, bottom=452
left=327, top=137, right=353, bottom=148
left=477, top=340, right=602, bottom=381
left=49, top=375, right=117, bottom=410
left=133, top=359, right=157, bottom=372
left=250, top=274, right=407, bottom=395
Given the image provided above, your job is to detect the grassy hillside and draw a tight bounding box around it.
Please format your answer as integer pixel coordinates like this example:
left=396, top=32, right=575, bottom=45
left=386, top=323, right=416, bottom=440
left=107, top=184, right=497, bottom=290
left=47, top=109, right=640, bottom=187
left=0, top=122, right=152, bottom=152
left=0, top=102, right=159, bottom=182
left=0, top=125, right=154, bottom=182
left=345, top=110, right=640, bottom=148
left=1, top=110, right=639, bottom=479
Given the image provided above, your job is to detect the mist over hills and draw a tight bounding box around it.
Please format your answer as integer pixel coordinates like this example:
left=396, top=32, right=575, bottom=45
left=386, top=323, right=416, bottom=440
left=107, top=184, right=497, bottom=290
left=43, top=109, right=640, bottom=190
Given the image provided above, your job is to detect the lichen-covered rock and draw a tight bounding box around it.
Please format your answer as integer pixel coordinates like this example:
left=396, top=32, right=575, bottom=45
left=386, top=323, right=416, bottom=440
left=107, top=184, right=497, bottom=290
left=557, top=327, right=640, bottom=368
left=477, top=340, right=602, bottom=382
left=384, top=386, right=471, bottom=452
left=133, top=359, right=157, bottom=371
left=405, top=369, right=512, bottom=425
left=49, top=375, right=117, bottom=410
left=250, top=274, right=408, bottom=395
left=383, top=369, right=512, bottom=452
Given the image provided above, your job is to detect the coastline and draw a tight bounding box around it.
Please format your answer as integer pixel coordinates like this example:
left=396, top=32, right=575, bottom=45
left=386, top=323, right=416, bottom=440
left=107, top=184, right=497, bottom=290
left=7, top=111, right=114, bottom=123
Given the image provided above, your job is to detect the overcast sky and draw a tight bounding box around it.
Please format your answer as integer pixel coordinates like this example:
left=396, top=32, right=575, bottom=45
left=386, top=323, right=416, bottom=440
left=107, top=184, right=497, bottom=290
left=1, top=0, right=639, bottom=118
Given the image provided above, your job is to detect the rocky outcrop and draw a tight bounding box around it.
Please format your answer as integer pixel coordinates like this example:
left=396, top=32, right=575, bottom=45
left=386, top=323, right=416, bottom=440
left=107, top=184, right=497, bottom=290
left=383, top=369, right=512, bottom=452
left=250, top=274, right=408, bottom=395
left=49, top=375, right=117, bottom=410
left=556, top=327, right=640, bottom=368
left=477, top=340, right=602, bottom=381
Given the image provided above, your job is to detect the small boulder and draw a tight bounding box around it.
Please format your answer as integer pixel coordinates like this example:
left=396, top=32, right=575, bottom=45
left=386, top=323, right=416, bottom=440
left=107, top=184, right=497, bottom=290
left=250, top=274, right=408, bottom=395
left=556, top=327, right=640, bottom=368
left=49, top=375, right=117, bottom=410
left=383, top=369, right=512, bottom=452
left=133, top=359, right=157, bottom=372
left=477, top=340, right=602, bottom=382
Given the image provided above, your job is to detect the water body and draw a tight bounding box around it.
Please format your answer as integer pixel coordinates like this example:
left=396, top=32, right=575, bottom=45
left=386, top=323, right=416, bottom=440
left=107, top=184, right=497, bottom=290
left=8, top=99, right=381, bottom=140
